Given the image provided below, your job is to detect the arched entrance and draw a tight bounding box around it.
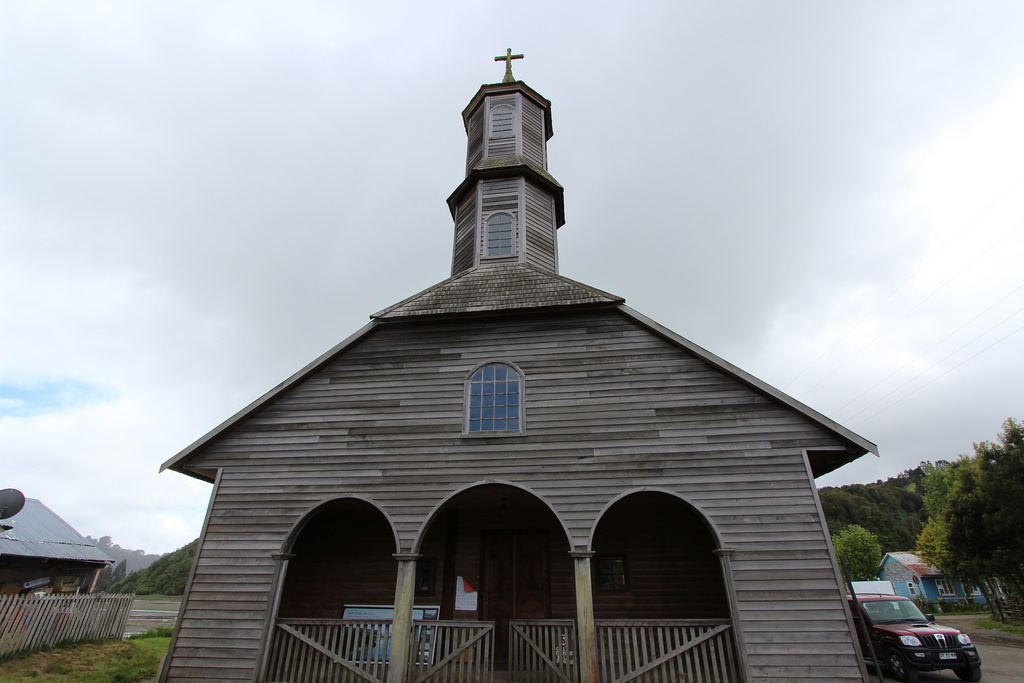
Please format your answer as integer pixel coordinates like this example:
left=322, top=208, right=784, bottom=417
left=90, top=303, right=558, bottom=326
left=591, top=490, right=729, bottom=618
left=278, top=497, right=398, bottom=618
left=417, top=483, right=574, bottom=669
left=263, top=498, right=402, bottom=683
left=587, top=491, right=742, bottom=681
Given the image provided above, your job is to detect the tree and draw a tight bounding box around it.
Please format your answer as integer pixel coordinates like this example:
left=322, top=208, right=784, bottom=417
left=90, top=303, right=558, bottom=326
left=916, top=418, right=1024, bottom=618
left=920, top=460, right=955, bottom=518
left=915, top=517, right=950, bottom=570
left=958, top=419, right=1024, bottom=598
left=832, top=524, right=883, bottom=581
left=92, top=559, right=127, bottom=593
left=918, top=458, right=975, bottom=574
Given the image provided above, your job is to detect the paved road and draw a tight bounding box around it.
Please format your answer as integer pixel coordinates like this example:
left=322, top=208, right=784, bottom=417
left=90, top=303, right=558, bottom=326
left=864, top=615, right=1023, bottom=683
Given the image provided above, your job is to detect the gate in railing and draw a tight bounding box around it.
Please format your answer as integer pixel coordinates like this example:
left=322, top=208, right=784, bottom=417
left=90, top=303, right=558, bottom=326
left=266, top=620, right=494, bottom=683
left=595, top=620, right=741, bottom=683
left=409, top=620, right=493, bottom=683
left=509, top=620, right=577, bottom=683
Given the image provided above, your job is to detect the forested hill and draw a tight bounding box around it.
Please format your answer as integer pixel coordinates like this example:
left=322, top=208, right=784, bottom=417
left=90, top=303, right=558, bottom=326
left=818, top=466, right=929, bottom=553
left=107, top=539, right=197, bottom=596
left=85, top=536, right=162, bottom=573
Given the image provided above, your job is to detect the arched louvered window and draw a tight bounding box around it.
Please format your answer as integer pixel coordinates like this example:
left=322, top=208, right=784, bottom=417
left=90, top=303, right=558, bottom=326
left=466, top=363, right=522, bottom=433
left=486, top=213, right=514, bottom=257
left=490, top=105, right=514, bottom=139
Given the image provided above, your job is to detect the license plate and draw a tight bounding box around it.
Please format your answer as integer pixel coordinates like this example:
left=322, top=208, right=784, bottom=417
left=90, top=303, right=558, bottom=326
left=938, top=652, right=958, bottom=660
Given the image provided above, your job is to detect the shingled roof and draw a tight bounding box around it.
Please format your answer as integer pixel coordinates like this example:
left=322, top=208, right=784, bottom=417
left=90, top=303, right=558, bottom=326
left=372, top=262, right=623, bottom=319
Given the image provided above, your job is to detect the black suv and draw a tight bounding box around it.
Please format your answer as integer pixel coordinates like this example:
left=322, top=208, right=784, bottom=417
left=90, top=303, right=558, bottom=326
left=848, top=594, right=982, bottom=682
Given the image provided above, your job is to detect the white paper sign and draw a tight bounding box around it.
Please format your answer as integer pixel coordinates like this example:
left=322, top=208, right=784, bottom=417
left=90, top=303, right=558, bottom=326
left=455, top=576, right=478, bottom=611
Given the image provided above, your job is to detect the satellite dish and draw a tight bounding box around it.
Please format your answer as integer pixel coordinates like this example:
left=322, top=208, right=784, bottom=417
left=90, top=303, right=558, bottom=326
left=0, top=489, right=26, bottom=520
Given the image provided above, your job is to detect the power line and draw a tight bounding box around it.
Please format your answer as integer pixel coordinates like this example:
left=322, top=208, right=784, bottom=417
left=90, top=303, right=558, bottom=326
left=786, top=177, right=1023, bottom=389
left=832, top=282, right=1024, bottom=417
left=798, top=216, right=1024, bottom=401
left=849, top=311, right=1024, bottom=428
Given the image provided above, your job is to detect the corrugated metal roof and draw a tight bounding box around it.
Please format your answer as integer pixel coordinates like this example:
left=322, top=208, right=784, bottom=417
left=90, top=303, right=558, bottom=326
left=0, top=498, right=113, bottom=564
left=884, top=551, right=943, bottom=577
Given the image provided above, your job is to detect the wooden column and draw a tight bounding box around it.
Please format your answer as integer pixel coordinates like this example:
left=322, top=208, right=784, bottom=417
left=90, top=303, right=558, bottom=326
left=387, top=553, right=420, bottom=683
left=570, top=551, right=598, bottom=683
left=253, top=552, right=296, bottom=683
left=713, top=548, right=750, bottom=680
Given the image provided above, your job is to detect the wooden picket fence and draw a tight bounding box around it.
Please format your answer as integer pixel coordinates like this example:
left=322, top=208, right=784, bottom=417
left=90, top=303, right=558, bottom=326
left=0, top=593, right=134, bottom=658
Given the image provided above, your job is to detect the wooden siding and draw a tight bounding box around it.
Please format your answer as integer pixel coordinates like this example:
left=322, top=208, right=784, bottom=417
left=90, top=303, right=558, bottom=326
left=167, top=309, right=864, bottom=681
left=523, top=181, right=557, bottom=273
left=520, top=98, right=546, bottom=169
left=479, top=178, right=522, bottom=264
left=479, top=178, right=520, bottom=214
left=484, top=94, right=518, bottom=158
left=465, top=108, right=484, bottom=174
left=451, top=190, right=477, bottom=275
left=452, top=178, right=558, bottom=275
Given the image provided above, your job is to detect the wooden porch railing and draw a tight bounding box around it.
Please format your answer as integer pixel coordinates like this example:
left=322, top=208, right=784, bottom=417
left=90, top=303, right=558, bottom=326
left=265, top=619, right=494, bottom=683
left=0, top=593, right=134, bottom=658
left=595, top=619, right=740, bottom=683
left=266, top=619, right=394, bottom=683
left=266, top=618, right=737, bottom=683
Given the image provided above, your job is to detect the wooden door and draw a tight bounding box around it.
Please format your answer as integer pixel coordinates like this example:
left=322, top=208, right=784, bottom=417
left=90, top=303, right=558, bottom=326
left=482, top=531, right=550, bottom=668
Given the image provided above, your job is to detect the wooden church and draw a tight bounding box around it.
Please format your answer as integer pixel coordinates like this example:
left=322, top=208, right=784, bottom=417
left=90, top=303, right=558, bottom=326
left=160, top=54, right=877, bottom=683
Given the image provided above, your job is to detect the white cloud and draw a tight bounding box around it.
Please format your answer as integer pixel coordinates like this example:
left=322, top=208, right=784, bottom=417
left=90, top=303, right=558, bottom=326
left=2, top=0, right=1023, bottom=550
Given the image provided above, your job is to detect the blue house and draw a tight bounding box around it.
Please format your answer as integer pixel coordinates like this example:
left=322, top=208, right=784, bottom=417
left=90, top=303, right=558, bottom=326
left=878, top=552, right=985, bottom=605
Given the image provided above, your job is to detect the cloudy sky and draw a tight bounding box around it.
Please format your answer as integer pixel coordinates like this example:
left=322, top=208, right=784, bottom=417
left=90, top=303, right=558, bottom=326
left=2, top=1, right=1022, bottom=556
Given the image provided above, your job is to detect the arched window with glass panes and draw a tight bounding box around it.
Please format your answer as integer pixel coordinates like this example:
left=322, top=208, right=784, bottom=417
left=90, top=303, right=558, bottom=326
left=485, top=212, right=514, bottom=257
left=465, top=362, right=522, bottom=434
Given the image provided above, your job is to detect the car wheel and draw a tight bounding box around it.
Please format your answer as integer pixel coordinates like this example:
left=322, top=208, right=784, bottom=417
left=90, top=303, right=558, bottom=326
left=954, top=664, right=982, bottom=682
left=886, top=648, right=918, bottom=683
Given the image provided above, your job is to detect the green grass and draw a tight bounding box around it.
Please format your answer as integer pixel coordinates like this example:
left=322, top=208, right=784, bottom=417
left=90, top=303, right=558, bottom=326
left=976, top=617, right=1024, bottom=637
left=127, top=627, right=173, bottom=640
left=0, top=636, right=169, bottom=682
left=128, top=595, right=181, bottom=602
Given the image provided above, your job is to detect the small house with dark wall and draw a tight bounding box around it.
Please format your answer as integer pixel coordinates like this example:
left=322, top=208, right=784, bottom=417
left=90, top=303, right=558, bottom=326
left=0, top=498, right=113, bottom=595
left=161, top=61, right=878, bottom=683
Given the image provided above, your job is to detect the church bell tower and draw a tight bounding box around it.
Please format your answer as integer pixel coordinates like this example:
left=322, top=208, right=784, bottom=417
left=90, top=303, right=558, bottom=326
left=447, top=50, right=565, bottom=277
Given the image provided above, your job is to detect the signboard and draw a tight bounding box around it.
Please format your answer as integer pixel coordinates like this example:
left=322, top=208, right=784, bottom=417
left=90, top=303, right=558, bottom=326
left=342, top=605, right=439, bottom=620
left=340, top=605, right=440, bottom=664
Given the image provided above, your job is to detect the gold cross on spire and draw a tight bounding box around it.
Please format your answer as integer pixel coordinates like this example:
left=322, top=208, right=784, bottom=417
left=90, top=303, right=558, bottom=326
left=494, top=48, right=524, bottom=83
